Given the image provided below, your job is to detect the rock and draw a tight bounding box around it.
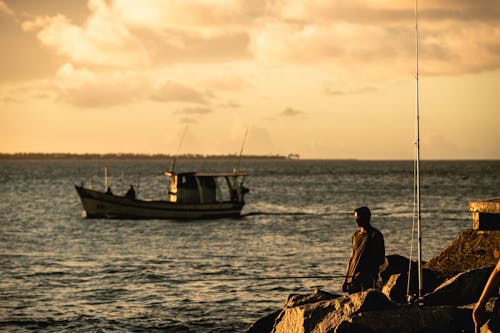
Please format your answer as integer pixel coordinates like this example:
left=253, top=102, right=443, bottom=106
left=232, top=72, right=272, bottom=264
left=272, top=289, right=396, bottom=333
left=245, top=290, right=340, bottom=333
left=244, top=310, right=281, bottom=333
left=382, top=269, right=441, bottom=304
left=285, top=289, right=340, bottom=308
left=423, top=266, right=494, bottom=306
left=380, top=254, right=419, bottom=284
left=335, top=304, right=472, bottom=333
left=424, top=229, right=500, bottom=280
left=382, top=273, right=408, bottom=303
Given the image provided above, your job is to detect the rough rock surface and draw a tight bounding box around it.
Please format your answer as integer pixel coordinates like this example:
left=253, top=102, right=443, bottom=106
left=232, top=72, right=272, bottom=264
left=285, top=289, right=340, bottom=308
left=424, top=229, right=499, bottom=280
left=272, top=289, right=395, bottom=333
left=380, top=256, right=441, bottom=302
left=264, top=289, right=474, bottom=333
left=423, top=266, right=494, bottom=306
left=244, top=310, right=281, bottom=333
left=382, top=273, right=408, bottom=303
left=335, top=305, right=472, bottom=333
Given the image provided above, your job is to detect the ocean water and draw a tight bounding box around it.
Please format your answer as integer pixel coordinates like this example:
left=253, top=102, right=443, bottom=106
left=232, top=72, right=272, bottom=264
left=0, top=158, right=498, bottom=332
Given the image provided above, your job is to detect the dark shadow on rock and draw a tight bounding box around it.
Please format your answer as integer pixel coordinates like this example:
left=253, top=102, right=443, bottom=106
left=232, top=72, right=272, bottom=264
left=244, top=310, right=281, bottom=333
left=423, top=266, right=494, bottom=306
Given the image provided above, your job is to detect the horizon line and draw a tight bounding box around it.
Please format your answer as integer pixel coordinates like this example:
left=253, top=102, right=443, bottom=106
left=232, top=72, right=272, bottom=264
left=0, top=152, right=498, bottom=161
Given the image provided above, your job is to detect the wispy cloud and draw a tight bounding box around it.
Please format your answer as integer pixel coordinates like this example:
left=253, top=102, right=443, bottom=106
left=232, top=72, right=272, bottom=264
left=180, top=117, right=198, bottom=124
left=178, top=107, right=212, bottom=115
left=52, top=63, right=149, bottom=108
left=280, top=107, right=305, bottom=117
left=151, top=82, right=210, bottom=104
left=0, top=1, right=14, bottom=16
left=323, top=86, right=378, bottom=96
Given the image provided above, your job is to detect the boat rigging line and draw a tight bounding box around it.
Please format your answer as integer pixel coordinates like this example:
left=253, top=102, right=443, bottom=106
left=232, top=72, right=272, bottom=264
left=234, top=128, right=248, bottom=173
left=170, top=125, right=188, bottom=172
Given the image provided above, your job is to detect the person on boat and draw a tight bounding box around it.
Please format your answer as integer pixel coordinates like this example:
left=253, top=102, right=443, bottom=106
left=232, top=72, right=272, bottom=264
left=125, top=185, right=136, bottom=200
left=473, top=258, right=500, bottom=332
left=105, top=187, right=113, bottom=195
left=342, top=206, right=385, bottom=294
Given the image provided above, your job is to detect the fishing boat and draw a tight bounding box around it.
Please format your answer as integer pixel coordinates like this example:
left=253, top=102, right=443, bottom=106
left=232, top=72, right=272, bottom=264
left=75, top=170, right=249, bottom=219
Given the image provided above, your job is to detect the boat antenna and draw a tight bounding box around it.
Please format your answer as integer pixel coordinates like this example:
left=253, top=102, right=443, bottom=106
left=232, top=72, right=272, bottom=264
left=234, top=128, right=248, bottom=174
left=170, top=125, right=188, bottom=173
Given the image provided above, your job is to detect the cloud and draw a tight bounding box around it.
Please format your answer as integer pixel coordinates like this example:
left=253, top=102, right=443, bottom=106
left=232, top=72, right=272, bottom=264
left=203, top=75, right=248, bottom=92
left=0, top=1, right=14, bottom=16
left=180, top=117, right=198, bottom=124
left=20, top=0, right=251, bottom=69
left=8, top=0, right=500, bottom=88
left=151, top=81, right=210, bottom=104
left=280, top=107, right=305, bottom=117
left=323, top=86, right=378, bottom=96
left=246, top=125, right=276, bottom=155
left=21, top=1, right=148, bottom=68
left=219, top=101, right=241, bottom=109
left=140, top=29, right=251, bottom=65
left=251, top=1, right=500, bottom=75
left=53, top=63, right=150, bottom=108
left=57, top=80, right=144, bottom=108
left=113, top=0, right=263, bottom=30
left=178, top=107, right=212, bottom=115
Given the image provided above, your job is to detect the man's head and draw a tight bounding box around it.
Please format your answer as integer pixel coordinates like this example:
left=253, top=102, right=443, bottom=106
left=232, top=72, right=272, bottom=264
left=354, top=206, right=371, bottom=228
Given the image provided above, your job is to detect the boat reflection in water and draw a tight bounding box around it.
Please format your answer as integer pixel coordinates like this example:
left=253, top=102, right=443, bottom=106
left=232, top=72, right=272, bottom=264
left=75, top=171, right=249, bottom=219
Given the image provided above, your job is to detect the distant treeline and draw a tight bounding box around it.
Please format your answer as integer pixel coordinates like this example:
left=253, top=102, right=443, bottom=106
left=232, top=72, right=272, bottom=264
left=0, top=153, right=293, bottom=160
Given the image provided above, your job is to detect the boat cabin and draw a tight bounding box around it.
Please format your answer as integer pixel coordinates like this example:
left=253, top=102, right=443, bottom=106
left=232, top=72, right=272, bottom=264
left=165, top=172, right=248, bottom=204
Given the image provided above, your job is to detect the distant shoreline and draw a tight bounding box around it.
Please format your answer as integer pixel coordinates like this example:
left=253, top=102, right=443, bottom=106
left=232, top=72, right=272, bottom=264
left=0, top=153, right=497, bottom=161
left=0, top=153, right=294, bottom=160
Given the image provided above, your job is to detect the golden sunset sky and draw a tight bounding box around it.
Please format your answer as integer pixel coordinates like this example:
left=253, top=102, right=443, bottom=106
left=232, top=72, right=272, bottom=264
left=1, top=0, right=499, bottom=159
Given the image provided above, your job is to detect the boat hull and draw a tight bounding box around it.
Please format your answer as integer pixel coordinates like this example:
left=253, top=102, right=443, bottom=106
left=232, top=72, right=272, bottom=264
left=74, top=185, right=244, bottom=219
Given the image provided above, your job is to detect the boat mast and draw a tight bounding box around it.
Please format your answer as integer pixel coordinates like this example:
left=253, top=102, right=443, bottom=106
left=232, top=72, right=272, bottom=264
left=415, top=0, right=423, bottom=303
left=104, top=167, right=108, bottom=191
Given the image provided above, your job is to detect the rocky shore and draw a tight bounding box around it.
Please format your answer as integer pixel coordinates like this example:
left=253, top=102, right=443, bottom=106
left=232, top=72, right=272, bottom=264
left=245, top=229, right=500, bottom=333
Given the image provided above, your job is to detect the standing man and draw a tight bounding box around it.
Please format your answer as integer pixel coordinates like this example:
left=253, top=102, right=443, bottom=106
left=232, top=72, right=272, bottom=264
left=342, top=207, right=385, bottom=294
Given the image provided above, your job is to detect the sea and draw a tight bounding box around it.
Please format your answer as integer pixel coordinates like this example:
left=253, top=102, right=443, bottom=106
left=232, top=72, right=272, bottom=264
left=0, top=158, right=498, bottom=332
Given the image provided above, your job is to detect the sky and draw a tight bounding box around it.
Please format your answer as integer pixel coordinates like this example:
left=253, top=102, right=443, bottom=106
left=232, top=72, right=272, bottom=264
left=1, top=0, right=499, bottom=159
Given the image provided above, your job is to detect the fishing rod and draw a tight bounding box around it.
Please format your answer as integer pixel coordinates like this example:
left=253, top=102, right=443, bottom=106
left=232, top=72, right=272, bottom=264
left=166, top=274, right=350, bottom=284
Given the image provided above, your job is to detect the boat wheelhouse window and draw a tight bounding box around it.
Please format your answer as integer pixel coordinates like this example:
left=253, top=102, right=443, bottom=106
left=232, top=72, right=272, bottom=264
left=167, top=172, right=243, bottom=204
left=176, top=174, right=200, bottom=203
left=174, top=174, right=218, bottom=204
left=198, top=176, right=217, bottom=204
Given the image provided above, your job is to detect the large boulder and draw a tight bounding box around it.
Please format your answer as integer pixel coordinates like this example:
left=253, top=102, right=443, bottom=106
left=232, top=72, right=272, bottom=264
left=380, top=254, right=419, bottom=284
left=245, top=289, right=341, bottom=333
left=382, top=270, right=442, bottom=303
left=423, top=266, right=494, bottom=306
left=335, top=305, right=472, bottom=333
left=424, top=229, right=500, bottom=280
left=271, top=289, right=396, bottom=333
left=382, top=273, right=408, bottom=303
left=248, top=289, right=475, bottom=333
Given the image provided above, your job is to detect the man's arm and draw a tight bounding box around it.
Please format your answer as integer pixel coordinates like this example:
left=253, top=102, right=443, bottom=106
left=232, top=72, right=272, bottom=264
left=473, top=259, right=500, bottom=327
